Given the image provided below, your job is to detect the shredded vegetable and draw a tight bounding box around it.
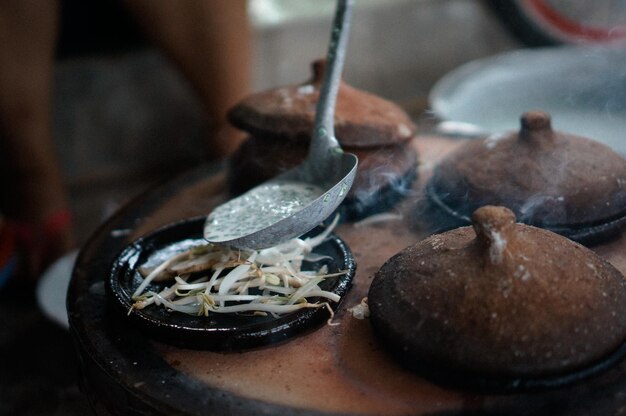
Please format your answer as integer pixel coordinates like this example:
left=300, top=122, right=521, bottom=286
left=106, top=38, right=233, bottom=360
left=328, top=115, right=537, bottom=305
left=131, top=216, right=346, bottom=318
left=348, top=297, right=369, bottom=320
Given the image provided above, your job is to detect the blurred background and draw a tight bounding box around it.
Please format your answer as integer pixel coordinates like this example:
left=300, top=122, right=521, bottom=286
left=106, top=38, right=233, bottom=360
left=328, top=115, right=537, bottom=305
left=55, top=0, right=519, bottom=246
left=2, top=0, right=624, bottom=414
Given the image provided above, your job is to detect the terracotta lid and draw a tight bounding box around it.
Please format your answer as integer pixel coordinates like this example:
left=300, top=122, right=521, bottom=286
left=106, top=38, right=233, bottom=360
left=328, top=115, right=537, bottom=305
left=369, top=206, right=626, bottom=390
left=426, top=111, right=626, bottom=242
left=228, top=60, right=416, bottom=147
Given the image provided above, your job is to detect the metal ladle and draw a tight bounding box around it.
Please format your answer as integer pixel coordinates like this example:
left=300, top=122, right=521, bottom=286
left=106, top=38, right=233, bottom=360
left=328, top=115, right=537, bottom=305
left=203, top=0, right=358, bottom=249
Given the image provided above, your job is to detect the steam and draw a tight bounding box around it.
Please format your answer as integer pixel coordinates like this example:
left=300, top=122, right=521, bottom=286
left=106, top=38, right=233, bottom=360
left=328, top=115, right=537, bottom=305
left=348, top=146, right=418, bottom=219
left=518, top=194, right=567, bottom=224
left=481, top=133, right=571, bottom=226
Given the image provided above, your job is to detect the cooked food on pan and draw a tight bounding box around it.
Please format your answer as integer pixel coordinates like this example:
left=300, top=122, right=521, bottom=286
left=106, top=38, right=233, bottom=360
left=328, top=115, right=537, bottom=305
left=131, top=217, right=347, bottom=318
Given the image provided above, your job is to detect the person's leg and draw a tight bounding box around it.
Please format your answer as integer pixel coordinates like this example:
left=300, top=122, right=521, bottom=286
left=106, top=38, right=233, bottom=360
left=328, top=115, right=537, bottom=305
left=123, top=0, right=252, bottom=159
left=0, top=0, right=74, bottom=279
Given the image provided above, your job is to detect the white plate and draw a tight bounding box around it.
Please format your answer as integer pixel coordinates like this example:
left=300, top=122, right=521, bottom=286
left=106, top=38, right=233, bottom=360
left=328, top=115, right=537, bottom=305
left=36, top=250, right=78, bottom=329
left=429, top=45, right=626, bottom=154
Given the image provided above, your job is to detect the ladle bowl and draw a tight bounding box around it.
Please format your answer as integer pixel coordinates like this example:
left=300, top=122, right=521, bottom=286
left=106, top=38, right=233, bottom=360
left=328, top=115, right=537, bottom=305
left=204, top=0, right=358, bottom=250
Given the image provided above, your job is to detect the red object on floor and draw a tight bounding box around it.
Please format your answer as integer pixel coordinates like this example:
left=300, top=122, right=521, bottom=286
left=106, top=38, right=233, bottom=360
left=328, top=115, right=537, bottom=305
left=0, top=219, right=17, bottom=286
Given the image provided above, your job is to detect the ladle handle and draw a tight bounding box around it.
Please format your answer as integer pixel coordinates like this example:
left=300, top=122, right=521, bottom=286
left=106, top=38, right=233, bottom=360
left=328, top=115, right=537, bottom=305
left=309, top=0, right=353, bottom=165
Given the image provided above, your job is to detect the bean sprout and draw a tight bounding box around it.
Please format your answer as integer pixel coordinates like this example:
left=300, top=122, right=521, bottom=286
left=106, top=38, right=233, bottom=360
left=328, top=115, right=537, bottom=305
left=131, top=217, right=346, bottom=318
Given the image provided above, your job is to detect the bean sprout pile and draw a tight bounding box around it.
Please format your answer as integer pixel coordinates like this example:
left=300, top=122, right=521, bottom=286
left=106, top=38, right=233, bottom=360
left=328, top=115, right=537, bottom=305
left=131, top=217, right=346, bottom=318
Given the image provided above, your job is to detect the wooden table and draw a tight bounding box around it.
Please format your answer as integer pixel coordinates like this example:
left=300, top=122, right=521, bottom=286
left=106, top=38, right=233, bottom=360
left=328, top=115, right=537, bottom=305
left=68, top=135, right=626, bottom=415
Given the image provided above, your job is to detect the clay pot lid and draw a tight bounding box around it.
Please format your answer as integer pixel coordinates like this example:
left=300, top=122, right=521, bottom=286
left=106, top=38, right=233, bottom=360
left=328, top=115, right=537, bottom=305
left=369, top=206, right=626, bottom=390
left=427, top=111, right=626, bottom=241
left=227, top=60, right=416, bottom=147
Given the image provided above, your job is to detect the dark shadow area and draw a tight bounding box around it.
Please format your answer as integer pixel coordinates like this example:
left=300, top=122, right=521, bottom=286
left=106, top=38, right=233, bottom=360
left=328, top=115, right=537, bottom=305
left=0, top=279, right=90, bottom=416
left=57, top=0, right=147, bottom=59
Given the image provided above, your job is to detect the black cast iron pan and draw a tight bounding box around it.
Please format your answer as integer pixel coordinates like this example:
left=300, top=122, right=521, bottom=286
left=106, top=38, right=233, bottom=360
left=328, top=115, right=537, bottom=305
left=107, top=217, right=356, bottom=350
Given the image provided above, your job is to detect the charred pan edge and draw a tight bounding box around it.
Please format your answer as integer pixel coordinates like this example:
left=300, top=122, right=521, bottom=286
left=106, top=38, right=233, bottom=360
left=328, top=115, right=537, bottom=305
left=425, top=181, right=626, bottom=245
left=369, top=307, right=626, bottom=394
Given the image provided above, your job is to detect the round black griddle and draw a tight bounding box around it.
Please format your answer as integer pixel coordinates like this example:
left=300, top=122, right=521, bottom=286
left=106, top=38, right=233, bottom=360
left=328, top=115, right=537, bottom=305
left=107, top=217, right=355, bottom=350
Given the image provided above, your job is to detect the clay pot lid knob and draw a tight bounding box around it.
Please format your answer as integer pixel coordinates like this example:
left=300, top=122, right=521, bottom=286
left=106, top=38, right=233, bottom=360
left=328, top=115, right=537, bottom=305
left=471, top=206, right=517, bottom=265
left=519, top=111, right=554, bottom=145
